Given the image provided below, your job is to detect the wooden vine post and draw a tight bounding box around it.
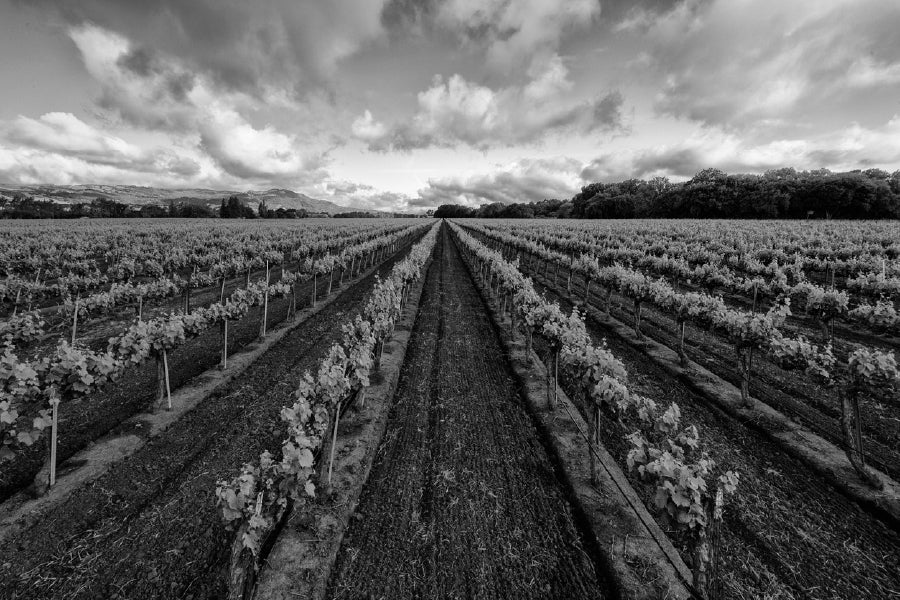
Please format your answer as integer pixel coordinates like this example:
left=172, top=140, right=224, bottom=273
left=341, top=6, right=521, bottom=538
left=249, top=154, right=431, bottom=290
left=633, top=299, right=643, bottom=340
left=841, top=381, right=883, bottom=489
left=546, top=348, right=559, bottom=410
left=221, top=318, right=229, bottom=369
left=156, top=348, right=173, bottom=411
left=71, top=296, right=80, bottom=346
left=288, top=281, right=297, bottom=321
left=526, top=328, right=534, bottom=366
left=48, top=390, right=60, bottom=489
left=183, top=273, right=193, bottom=314
left=692, top=490, right=726, bottom=600
left=589, top=405, right=600, bottom=485
left=12, top=287, right=21, bottom=317
left=259, top=260, right=269, bottom=340
left=327, top=399, right=341, bottom=486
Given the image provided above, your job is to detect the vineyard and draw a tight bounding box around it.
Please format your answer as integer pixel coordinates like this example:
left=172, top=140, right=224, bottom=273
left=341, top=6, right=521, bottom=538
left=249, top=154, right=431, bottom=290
left=0, top=217, right=898, bottom=600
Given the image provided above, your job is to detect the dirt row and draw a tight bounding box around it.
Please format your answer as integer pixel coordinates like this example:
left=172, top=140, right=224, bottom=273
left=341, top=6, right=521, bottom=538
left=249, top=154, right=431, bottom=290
left=326, top=226, right=610, bottom=600
left=0, top=237, right=416, bottom=504
left=517, top=255, right=900, bottom=600
left=0, top=240, right=417, bottom=600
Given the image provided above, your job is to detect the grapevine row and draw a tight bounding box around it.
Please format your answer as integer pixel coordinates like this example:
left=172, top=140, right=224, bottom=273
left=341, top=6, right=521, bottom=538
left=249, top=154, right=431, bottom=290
left=0, top=223, right=429, bottom=494
left=1, top=222, right=420, bottom=351
left=458, top=220, right=900, bottom=488
left=213, top=222, right=439, bottom=586
left=448, top=221, right=737, bottom=596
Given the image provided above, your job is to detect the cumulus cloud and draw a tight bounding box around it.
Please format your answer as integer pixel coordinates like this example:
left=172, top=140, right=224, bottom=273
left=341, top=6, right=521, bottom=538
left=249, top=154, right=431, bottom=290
left=0, top=112, right=201, bottom=180
left=354, top=57, right=625, bottom=151
left=414, top=157, right=585, bottom=207
left=351, top=110, right=389, bottom=143
left=315, top=180, right=414, bottom=212
left=582, top=117, right=900, bottom=181
left=641, top=0, right=900, bottom=127
left=64, top=23, right=328, bottom=187
left=5, top=112, right=142, bottom=164
left=198, top=105, right=327, bottom=182
left=25, top=0, right=387, bottom=98
left=0, top=142, right=203, bottom=187
left=70, top=24, right=202, bottom=131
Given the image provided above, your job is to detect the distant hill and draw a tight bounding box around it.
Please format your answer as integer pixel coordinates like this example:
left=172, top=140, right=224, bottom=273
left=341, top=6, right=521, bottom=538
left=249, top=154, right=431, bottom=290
left=0, top=184, right=359, bottom=215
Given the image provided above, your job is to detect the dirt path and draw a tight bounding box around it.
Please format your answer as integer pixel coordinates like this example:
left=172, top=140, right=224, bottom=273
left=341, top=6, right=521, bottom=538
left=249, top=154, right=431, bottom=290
left=326, top=226, right=609, bottom=600
left=0, top=245, right=415, bottom=600
left=525, top=270, right=900, bottom=600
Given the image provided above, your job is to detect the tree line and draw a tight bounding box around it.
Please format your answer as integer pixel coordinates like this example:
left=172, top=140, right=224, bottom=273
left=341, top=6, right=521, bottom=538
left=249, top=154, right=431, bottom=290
left=0, top=195, right=308, bottom=219
left=434, top=168, right=900, bottom=219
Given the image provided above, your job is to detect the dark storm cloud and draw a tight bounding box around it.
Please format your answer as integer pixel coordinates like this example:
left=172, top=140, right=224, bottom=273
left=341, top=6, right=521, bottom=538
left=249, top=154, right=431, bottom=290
left=115, top=46, right=196, bottom=103
left=631, top=148, right=705, bottom=179
left=380, top=0, right=691, bottom=39
left=592, top=91, right=625, bottom=129
left=20, top=0, right=385, bottom=99
left=117, top=47, right=156, bottom=77
left=380, top=0, right=439, bottom=32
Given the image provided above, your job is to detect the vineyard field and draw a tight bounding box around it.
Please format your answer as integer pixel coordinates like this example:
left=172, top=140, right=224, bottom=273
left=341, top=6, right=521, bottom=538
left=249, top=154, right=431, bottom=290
left=0, top=218, right=898, bottom=600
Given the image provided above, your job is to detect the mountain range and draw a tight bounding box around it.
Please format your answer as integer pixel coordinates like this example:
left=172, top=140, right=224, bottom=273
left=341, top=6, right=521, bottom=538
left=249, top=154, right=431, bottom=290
left=0, top=184, right=360, bottom=215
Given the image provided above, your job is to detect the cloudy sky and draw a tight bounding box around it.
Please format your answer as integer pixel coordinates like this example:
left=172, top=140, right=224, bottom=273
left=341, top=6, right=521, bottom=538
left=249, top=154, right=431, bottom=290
left=1, top=0, right=898, bottom=211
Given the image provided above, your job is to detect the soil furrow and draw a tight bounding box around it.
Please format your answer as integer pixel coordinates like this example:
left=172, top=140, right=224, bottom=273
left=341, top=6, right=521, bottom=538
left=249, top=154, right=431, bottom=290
left=326, top=225, right=608, bottom=600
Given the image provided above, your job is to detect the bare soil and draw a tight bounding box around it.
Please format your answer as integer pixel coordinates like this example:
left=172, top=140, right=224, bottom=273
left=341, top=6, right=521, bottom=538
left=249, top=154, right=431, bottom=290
left=326, top=226, right=610, bottom=600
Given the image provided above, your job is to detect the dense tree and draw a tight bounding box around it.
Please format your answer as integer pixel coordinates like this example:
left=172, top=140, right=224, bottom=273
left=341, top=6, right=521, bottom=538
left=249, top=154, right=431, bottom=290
left=90, top=196, right=129, bottom=217
left=433, top=167, right=900, bottom=221
left=219, top=196, right=255, bottom=219
left=334, top=211, right=379, bottom=218
left=434, top=204, right=476, bottom=218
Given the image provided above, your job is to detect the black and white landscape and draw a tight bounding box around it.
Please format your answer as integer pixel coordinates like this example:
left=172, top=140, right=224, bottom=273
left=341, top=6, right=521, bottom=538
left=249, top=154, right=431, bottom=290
left=0, top=2, right=898, bottom=600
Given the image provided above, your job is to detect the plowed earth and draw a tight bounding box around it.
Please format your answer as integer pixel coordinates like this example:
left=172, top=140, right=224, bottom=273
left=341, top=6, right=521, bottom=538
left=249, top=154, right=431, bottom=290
left=326, top=226, right=610, bottom=600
